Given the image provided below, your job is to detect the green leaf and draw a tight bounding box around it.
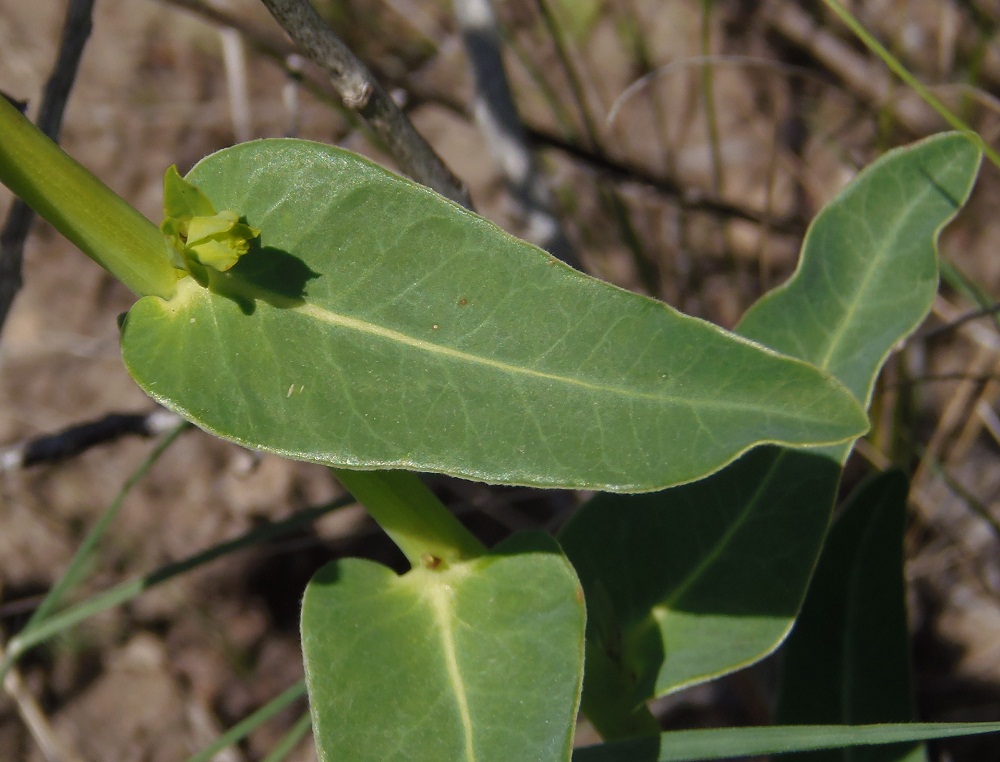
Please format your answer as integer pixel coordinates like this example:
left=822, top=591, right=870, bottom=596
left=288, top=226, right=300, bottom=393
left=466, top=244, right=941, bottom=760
left=301, top=532, right=585, bottom=762
left=775, top=471, right=925, bottom=762
left=560, top=446, right=841, bottom=721
left=121, top=139, right=865, bottom=492
left=571, top=723, right=1000, bottom=762
left=559, top=133, right=982, bottom=733
left=736, top=133, right=983, bottom=409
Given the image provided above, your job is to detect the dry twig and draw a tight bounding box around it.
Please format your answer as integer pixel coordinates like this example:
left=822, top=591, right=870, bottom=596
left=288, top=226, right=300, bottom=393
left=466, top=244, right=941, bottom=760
left=259, top=0, right=472, bottom=208
left=0, top=409, right=184, bottom=472
left=1, top=639, right=86, bottom=762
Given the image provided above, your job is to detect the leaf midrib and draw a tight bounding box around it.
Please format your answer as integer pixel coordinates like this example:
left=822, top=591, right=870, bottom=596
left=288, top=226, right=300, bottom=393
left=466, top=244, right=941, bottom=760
left=426, top=581, right=476, bottom=762
left=286, top=303, right=843, bottom=423
left=814, top=173, right=940, bottom=374
left=163, top=274, right=851, bottom=424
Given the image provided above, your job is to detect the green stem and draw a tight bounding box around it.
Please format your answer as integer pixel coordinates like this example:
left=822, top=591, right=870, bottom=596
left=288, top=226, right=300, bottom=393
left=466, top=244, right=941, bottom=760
left=24, top=422, right=187, bottom=632
left=260, top=711, right=312, bottom=762
left=0, top=95, right=177, bottom=299
left=0, top=498, right=351, bottom=683
left=186, top=681, right=307, bottom=762
left=821, top=0, right=1000, bottom=169
left=332, top=469, right=485, bottom=569
left=579, top=640, right=661, bottom=740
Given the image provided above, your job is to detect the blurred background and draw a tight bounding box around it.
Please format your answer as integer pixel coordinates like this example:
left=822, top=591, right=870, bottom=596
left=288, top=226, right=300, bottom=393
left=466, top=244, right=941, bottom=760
left=1, top=1, right=1000, bottom=759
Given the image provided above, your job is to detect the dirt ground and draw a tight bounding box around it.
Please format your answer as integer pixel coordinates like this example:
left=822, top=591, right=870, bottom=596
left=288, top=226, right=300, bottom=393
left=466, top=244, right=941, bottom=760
left=2, top=1, right=1000, bottom=760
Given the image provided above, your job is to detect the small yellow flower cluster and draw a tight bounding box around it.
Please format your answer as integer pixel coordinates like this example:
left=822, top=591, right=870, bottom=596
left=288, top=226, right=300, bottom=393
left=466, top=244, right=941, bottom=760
left=160, top=165, right=259, bottom=274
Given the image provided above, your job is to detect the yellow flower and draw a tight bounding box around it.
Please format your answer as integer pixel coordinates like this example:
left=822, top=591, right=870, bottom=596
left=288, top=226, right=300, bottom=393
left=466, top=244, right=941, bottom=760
left=160, top=165, right=259, bottom=274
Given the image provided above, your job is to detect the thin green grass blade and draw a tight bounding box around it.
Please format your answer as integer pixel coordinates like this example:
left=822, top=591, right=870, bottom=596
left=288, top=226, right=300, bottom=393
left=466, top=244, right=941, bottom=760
left=22, top=422, right=188, bottom=632
left=2, top=498, right=351, bottom=670
left=186, top=681, right=306, bottom=762
left=571, top=723, right=1000, bottom=762
left=260, top=712, right=312, bottom=762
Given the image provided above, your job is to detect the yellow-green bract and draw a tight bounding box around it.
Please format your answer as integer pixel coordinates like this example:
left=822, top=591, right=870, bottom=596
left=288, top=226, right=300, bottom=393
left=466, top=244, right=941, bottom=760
left=160, top=165, right=259, bottom=273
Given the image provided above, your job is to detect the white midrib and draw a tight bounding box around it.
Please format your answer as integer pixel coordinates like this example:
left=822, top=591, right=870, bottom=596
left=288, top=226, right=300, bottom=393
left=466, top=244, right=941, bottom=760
left=294, top=303, right=822, bottom=415
left=167, top=275, right=848, bottom=419
left=426, top=582, right=476, bottom=762
left=297, top=303, right=667, bottom=399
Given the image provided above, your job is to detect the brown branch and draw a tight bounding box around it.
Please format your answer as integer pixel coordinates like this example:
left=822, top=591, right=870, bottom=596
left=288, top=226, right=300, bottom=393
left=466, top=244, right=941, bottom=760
left=524, top=126, right=806, bottom=237
left=160, top=0, right=803, bottom=237
left=259, top=0, right=472, bottom=208
left=160, top=0, right=295, bottom=59
left=156, top=0, right=346, bottom=122
left=0, top=409, right=185, bottom=472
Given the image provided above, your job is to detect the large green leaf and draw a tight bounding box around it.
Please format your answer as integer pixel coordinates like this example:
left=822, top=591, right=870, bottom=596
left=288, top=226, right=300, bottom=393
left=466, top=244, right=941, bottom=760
left=775, top=471, right=925, bottom=762
left=120, top=140, right=864, bottom=493
left=560, top=446, right=840, bottom=722
left=301, top=532, right=585, bottom=762
left=559, top=133, right=981, bottom=734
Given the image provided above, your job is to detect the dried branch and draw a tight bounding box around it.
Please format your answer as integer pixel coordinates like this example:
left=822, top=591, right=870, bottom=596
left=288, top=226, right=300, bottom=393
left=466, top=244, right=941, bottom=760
left=0, top=409, right=185, bottom=472
left=0, top=0, right=96, bottom=339
left=160, top=0, right=293, bottom=55
left=160, top=0, right=796, bottom=237
left=453, top=0, right=577, bottom=266
left=525, top=126, right=806, bottom=237
left=156, top=0, right=344, bottom=120
left=259, top=0, right=472, bottom=208
left=1, top=642, right=86, bottom=762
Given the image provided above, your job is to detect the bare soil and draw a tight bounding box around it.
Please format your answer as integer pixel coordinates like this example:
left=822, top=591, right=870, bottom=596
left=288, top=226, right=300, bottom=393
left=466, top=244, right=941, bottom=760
left=2, top=1, right=1000, bottom=759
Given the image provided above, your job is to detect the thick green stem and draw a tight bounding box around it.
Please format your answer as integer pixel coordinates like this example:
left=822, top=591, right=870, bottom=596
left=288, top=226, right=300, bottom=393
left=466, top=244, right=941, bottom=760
left=0, top=95, right=177, bottom=299
left=332, top=469, right=485, bottom=569
left=580, top=641, right=661, bottom=740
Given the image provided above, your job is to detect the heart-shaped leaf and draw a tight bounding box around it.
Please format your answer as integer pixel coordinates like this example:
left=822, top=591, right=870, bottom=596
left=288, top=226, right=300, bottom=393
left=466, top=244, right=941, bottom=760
left=301, top=532, right=585, bottom=762
left=120, top=140, right=865, bottom=492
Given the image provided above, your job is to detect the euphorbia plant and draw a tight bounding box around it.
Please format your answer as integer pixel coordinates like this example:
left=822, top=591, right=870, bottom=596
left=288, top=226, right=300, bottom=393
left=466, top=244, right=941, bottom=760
left=1, top=92, right=997, bottom=760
